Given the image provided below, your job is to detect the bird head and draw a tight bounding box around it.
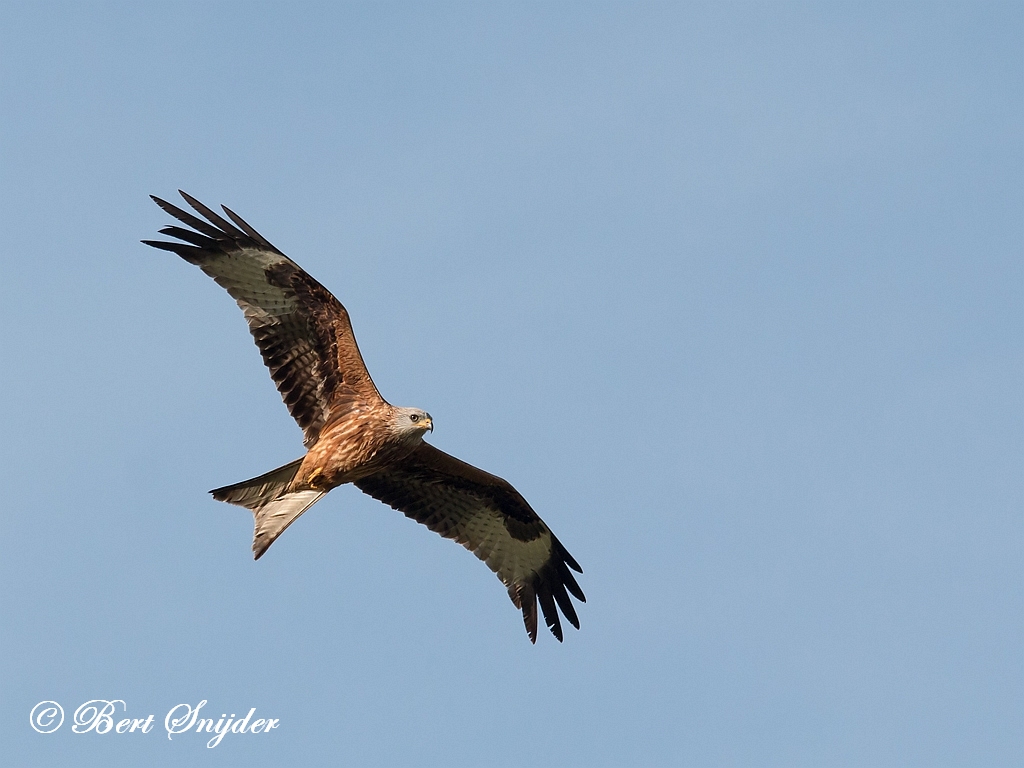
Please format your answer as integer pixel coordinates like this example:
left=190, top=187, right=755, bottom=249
left=392, top=407, right=433, bottom=439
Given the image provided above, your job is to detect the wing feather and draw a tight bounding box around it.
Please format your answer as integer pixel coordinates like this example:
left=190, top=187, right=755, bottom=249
left=178, top=190, right=250, bottom=240
left=143, top=191, right=384, bottom=445
left=221, top=204, right=278, bottom=248
left=354, top=443, right=585, bottom=642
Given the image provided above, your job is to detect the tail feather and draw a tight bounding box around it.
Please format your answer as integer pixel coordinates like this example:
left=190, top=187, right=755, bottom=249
left=211, top=458, right=304, bottom=507
left=210, top=459, right=325, bottom=559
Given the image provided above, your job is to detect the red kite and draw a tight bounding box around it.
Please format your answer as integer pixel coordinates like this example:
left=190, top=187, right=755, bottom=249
left=144, top=192, right=584, bottom=642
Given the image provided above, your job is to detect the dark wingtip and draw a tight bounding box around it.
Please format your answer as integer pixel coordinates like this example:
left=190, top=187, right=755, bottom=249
left=525, top=613, right=538, bottom=642
left=150, top=194, right=175, bottom=212
left=552, top=581, right=580, bottom=630
left=141, top=239, right=182, bottom=252
left=563, top=550, right=583, bottom=574
left=562, top=566, right=586, bottom=603
left=516, top=586, right=540, bottom=643
left=221, top=204, right=279, bottom=251
left=538, top=590, right=563, bottom=642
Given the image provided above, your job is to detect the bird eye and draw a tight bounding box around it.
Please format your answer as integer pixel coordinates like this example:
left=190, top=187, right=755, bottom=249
left=410, top=414, right=420, bottom=423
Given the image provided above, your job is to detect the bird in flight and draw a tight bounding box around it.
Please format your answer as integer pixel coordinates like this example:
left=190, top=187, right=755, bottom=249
left=143, top=191, right=584, bottom=642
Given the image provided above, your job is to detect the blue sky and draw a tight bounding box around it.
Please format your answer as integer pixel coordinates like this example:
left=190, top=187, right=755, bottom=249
left=2, top=3, right=1021, bottom=766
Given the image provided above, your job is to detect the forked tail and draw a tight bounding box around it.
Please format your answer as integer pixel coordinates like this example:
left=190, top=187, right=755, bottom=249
left=210, top=459, right=325, bottom=559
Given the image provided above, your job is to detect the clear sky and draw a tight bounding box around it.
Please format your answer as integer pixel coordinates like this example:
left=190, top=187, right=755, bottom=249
left=2, top=3, right=1021, bottom=766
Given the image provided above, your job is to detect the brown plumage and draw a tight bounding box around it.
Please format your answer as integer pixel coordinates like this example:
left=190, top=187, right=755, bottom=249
left=143, top=191, right=585, bottom=642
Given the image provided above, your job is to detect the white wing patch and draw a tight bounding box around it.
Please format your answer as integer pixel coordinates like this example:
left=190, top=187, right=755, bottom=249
left=461, top=508, right=554, bottom=587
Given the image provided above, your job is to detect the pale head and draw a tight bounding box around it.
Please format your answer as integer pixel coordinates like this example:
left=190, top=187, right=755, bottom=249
left=390, top=406, right=433, bottom=440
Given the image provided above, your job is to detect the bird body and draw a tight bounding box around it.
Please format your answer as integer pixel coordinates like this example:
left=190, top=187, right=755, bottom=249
left=144, top=191, right=584, bottom=642
left=294, top=403, right=425, bottom=490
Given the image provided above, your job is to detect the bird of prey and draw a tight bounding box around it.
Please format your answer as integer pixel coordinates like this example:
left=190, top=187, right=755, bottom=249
left=143, top=191, right=584, bottom=642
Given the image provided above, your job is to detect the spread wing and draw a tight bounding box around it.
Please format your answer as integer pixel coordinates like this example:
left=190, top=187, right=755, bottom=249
left=143, top=191, right=384, bottom=446
left=354, top=443, right=585, bottom=642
